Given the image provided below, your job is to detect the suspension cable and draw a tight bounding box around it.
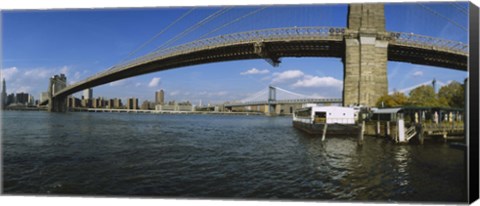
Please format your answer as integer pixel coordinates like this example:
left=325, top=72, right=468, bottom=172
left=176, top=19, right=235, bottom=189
left=197, top=7, right=269, bottom=40
left=416, top=3, right=467, bottom=32
left=241, top=88, right=268, bottom=102
left=449, top=2, right=468, bottom=15
left=273, top=86, right=310, bottom=98
left=118, top=8, right=196, bottom=64
left=153, top=7, right=232, bottom=52
left=454, top=2, right=469, bottom=13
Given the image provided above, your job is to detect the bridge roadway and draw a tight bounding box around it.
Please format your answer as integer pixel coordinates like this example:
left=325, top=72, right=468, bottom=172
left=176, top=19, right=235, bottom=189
left=224, top=98, right=343, bottom=107
left=48, top=26, right=468, bottom=102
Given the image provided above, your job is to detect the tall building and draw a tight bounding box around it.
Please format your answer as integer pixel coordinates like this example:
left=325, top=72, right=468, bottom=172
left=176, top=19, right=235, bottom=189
left=68, top=96, right=81, bottom=108
left=16, top=92, right=29, bottom=104
left=1, top=79, right=6, bottom=109
left=127, top=97, right=138, bottom=110
left=7, top=93, right=15, bottom=105
left=155, top=90, right=164, bottom=105
left=27, top=95, right=35, bottom=106
left=113, top=98, right=122, bottom=109
left=141, top=100, right=151, bottom=110
left=83, top=88, right=93, bottom=100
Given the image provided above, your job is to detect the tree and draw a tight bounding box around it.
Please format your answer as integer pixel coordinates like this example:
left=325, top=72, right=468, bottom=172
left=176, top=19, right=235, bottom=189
left=408, top=85, right=448, bottom=107
left=438, top=81, right=464, bottom=108
left=376, top=92, right=409, bottom=107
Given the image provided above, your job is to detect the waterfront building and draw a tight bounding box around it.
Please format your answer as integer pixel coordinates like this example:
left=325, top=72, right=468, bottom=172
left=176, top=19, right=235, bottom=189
left=106, top=99, right=114, bottom=109
left=7, top=93, right=15, bottom=105
left=27, top=95, right=35, bottom=106
left=127, top=97, right=138, bottom=110
left=92, top=97, right=106, bottom=108
left=113, top=98, right=122, bottom=109
left=83, top=88, right=92, bottom=100
left=141, top=100, right=151, bottom=110
left=155, top=90, right=164, bottom=105
left=16, top=92, right=29, bottom=105
left=68, top=96, right=81, bottom=108
left=81, top=99, right=92, bottom=108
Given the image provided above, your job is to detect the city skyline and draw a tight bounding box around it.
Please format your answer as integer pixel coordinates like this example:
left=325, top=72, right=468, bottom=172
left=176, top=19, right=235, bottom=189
left=1, top=3, right=468, bottom=104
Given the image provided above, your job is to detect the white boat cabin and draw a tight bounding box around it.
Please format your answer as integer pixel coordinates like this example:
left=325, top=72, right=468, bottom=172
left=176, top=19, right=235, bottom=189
left=293, top=106, right=356, bottom=124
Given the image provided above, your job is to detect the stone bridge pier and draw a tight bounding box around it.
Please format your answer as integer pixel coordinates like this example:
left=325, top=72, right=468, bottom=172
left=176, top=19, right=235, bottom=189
left=47, top=74, right=68, bottom=112
left=343, top=3, right=389, bottom=107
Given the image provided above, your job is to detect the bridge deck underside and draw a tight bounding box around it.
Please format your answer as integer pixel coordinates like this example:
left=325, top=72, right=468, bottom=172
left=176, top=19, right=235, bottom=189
left=388, top=44, right=467, bottom=70
left=54, top=39, right=467, bottom=98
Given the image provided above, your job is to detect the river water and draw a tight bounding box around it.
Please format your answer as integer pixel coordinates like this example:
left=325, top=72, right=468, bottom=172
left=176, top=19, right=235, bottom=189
left=2, top=111, right=467, bottom=202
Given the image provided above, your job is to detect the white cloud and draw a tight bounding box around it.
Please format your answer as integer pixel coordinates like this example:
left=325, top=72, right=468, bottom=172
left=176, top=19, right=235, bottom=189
left=109, top=79, right=127, bottom=87
left=148, top=77, right=161, bottom=88
left=272, top=70, right=304, bottom=83
left=14, top=86, right=32, bottom=93
left=413, top=71, right=423, bottom=77
left=1, top=67, right=19, bottom=81
left=135, top=83, right=142, bottom=87
left=59, top=66, right=69, bottom=75
left=292, top=76, right=343, bottom=88
left=170, top=91, right=180, bottom=96
left=23, top=68, right=55, bottom=79
left=240, top=68, right=270, bottom=75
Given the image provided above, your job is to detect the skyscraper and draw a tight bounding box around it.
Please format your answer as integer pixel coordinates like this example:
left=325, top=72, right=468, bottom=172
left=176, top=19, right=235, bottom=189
left=155, top=90, right=164, bottom=105
left=83, top=88, right=92, bottom=100
left=1, top=79, right=6, bottom=109
left=127, top=97, right=138, bottom=110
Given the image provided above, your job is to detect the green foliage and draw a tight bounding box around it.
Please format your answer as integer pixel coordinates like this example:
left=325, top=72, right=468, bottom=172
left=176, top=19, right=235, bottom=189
left=438, top=81, right=464, bottom=108
left=408, top=85, right=447, bottom=107
left=375, top=81, right=464, bottom=108
left=376, top=92, right=408, bottom=107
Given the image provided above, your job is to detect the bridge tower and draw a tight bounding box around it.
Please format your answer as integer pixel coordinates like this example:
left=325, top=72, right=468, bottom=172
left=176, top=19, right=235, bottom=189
left=267, top=86, right=277, bottom=115
left=47, top=74, right=68, bottom=112
left=343, top=3, right=389, bottom=107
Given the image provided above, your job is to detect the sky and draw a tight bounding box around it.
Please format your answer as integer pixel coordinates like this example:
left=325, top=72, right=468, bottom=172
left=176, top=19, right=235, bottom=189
left=1, top=2, right=469, bottom=105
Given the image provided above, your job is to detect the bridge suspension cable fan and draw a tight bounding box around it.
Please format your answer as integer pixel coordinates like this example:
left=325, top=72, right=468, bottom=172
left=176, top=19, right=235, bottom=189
left=197, top=6, right=269, bottom=39
left=153, top=7, right=233, bottom=51
left=449, top=2, right=468, bottom=16
left=273, top=86, right=312, bottom=99
left=118, top=8, right=196, bottom=64
left=416, top=3, right=467, bottom=32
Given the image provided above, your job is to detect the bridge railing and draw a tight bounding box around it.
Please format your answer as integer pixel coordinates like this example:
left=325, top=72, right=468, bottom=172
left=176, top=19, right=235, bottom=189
left=388, top=31, right=468, bottom=54
left=115, top=27, right=346, bottom=71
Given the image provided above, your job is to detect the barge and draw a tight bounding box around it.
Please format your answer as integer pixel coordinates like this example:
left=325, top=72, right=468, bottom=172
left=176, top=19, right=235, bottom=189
left=292, top=105, right=361, bottom=135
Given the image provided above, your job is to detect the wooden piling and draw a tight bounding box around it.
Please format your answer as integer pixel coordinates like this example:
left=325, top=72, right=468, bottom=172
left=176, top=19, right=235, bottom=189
left=418, top=123, right=424, bottom=145
left=376, top=121, right=380, bottom=136
left=321, top=123, right=328, bottom=141
left=358, top=121, right=365, bottom=145
left=386, top=121, right=390, bottom=137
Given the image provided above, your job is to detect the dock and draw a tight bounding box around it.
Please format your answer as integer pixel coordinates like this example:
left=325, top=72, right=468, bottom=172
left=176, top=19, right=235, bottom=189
left=364, top=107, right=465, bottom=144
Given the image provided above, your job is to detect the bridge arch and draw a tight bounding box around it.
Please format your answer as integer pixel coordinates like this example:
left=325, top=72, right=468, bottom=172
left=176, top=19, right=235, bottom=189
left=45, top=4, right=467, bottom=111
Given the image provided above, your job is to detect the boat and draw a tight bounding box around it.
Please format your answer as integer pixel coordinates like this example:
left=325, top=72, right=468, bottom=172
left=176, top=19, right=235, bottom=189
left=292, top=105, right=361, bottom=135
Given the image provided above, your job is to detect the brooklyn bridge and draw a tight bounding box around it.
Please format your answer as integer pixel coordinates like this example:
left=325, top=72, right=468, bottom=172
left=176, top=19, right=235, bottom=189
left=41, top=3, right=468, bottom=112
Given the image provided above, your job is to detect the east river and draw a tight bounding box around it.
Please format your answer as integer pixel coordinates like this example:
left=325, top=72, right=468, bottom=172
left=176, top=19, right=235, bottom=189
left=2, top=111, right=467, bottom=202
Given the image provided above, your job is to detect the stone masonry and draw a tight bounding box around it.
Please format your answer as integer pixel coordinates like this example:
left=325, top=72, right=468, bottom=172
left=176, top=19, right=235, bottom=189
left=343, top=3, right=389, bottom=107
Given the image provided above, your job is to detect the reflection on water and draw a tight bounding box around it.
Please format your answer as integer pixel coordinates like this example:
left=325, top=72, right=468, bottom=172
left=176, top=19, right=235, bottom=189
left=2, top=111, right=467, bottom=202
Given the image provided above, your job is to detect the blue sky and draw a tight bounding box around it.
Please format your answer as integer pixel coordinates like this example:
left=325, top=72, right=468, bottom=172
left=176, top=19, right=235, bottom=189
left=1, top=2, right=469, bottom=105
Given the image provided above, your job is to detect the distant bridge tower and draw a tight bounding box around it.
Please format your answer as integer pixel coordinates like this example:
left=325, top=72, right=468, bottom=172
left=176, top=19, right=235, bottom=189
left=343, top=3, right=389, bottom=107
left=267, top=85, right=277, bottom=115
left=47, top=74, right=68, bottom=112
